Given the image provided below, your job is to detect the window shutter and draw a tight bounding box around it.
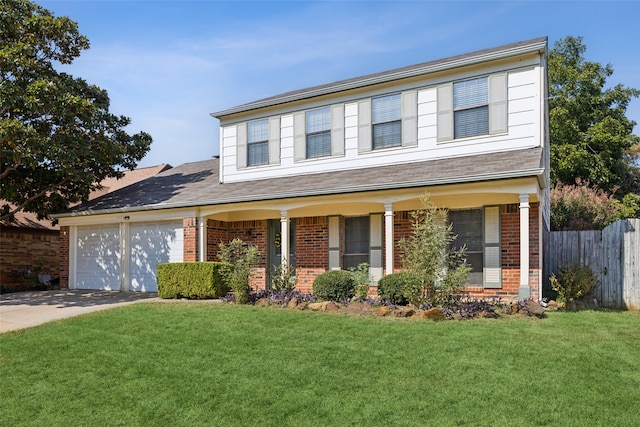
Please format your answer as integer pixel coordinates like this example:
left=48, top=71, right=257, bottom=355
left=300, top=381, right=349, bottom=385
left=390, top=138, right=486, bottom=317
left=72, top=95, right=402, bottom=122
left=293, top=112, right=306, bottom=161
left=328, top=216, right=341, bottom=270
left=331, top=104, right=345, bottom=156
left=489, top=73, right=507, bottom=135
left=401, top=90, right=417, bottom=147
left=268, top=116, right=280, bottom=165
left=484, top=206, right=501, bottom=288
left=236, top=123, right=247, bottom=169
left=369, top=213, right=383, bottom=284
left=358, top=99, right=372, bottom=153
left=437, top=83, right=453, bottom=142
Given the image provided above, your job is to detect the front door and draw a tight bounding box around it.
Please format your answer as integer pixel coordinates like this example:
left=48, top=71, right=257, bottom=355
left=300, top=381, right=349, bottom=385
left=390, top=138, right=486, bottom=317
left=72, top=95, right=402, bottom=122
left=267, top=218, right=296, bottom=288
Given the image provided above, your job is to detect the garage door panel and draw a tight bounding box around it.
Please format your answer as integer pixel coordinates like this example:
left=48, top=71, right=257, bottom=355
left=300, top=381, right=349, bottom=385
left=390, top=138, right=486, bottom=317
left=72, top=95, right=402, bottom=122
left=130, top=222, right=183, bottom=292
left=76, top=226, right=121, bottom=290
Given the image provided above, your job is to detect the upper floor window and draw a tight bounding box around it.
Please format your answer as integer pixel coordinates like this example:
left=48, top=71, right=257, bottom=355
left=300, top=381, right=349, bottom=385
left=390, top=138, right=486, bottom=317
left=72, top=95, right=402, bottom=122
left=372, top=94, right=401, bottom=149
left=453, top=77, right=489, bottom=139
left=247, top=119, right=269, bottom=166
left=306, top=107, right=331, bottom=159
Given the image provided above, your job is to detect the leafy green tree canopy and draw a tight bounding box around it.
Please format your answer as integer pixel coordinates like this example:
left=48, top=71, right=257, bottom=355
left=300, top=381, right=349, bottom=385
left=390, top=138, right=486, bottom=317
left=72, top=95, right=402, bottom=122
left=549, top=36, right=640, bottom=195
left=1, top=0, right=152, bottom=222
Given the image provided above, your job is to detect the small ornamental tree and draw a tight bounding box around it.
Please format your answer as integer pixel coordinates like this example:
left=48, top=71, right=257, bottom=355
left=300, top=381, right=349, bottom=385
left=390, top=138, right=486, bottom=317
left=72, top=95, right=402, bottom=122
left=217, top=238, right=261, bottom=304
left=550, top=180, right=621, bottom=231
left=397, top=195, right=470, bottom=305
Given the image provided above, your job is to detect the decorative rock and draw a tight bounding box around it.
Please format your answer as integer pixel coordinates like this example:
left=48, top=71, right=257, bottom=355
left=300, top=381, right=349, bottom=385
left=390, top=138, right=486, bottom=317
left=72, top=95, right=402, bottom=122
left=308, top=302, right=325, bottom=311
left=479, top=310, right=499, bottom=319
left=420, top=307, right=446, bottom=321
left=345, top=303, right=371, bottom=315
left=296, top=301, right=308, bottom=310
left=255, top=298, right=270, bottom=307
left=510, top=303, right=520, bottom=315
left=325, top=302, right=340, bottom=312
left=287, top=298, right=299, bottom=309
left=547, top=300, right=559, bottom=308
left=526, top=300, right=546, bottom=317
left=393, top=307, right=415, bottom=318
left=373, top=306, right=389, bottom=316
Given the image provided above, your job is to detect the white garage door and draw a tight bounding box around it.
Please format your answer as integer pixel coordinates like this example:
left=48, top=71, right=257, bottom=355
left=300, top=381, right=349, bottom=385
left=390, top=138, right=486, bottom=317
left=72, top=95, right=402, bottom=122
left=76, top=225, right=121, bottom=290
left=129, top=221, right=183, bottom=292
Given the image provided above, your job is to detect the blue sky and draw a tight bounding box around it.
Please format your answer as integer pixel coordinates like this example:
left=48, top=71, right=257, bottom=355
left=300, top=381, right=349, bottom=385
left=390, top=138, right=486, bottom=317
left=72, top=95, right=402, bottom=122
left=40, top=0, right=640, bottom=168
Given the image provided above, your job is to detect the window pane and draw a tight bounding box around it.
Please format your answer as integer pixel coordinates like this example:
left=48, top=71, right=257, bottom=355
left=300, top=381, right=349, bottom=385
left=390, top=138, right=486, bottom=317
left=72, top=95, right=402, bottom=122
left=450, top=209, right=483, bottom=285
left=454, top=106, right=489, bottom=139
left=373, top=121, right=401, bottom=149
left=307, top=132, right=331, bottom=158
left=248, top=141, right=268, bottom=166
left=372, top=94, right=401, bottom=122
left=248, top=119, right=268, bottom=143
left=454, top=77, right=488, bottom=109
left=306, top=108, right=331, bottom=133
left=344, top=216, right=369, bottom=267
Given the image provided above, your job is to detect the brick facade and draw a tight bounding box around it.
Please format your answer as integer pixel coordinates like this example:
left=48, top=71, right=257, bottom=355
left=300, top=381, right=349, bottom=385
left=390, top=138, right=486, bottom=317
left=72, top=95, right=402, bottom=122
left=0, top=227, right=60, bottom=289
left=193, top=203, right=541, bottom=300
left=59, top=226, right=70, bottom=289
left=183, top=217, right=199, bottom=262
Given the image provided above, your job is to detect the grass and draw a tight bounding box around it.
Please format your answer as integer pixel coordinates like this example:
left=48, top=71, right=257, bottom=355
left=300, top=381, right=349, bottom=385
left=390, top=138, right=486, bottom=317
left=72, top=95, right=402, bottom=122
left=1, top=303, right=639, bottom=426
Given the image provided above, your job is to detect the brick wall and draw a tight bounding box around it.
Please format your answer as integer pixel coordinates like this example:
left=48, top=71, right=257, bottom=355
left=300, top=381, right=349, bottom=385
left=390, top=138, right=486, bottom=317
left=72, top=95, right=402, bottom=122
left=183, top=217, right=198, bottom=262
left=227, top=220, right=268, bottom=290
left=1, top=227, right=59, bottom=288
left=295, top=216, right=328, bottom=293
left=59, top=227, right=69, bottom=289
left=206, top=219, right=228, bottom=261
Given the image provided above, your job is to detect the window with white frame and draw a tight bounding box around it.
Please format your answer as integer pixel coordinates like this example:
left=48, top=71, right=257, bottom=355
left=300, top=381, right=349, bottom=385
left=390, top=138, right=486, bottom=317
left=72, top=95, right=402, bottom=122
left=247, top=119, right=269, bottom=166
left=449, top=209, right=484, bottom=285
left=372, top=94, right=401, bottom=149
left=453, top=77, right=489, bottom=139
left=306, top=107, right=331, bottom=159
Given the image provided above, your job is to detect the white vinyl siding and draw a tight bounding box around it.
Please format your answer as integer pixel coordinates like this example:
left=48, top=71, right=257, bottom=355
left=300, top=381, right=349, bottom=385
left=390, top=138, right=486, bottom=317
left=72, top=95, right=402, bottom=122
left=76, top=225, right=121, bottom=290
left=129, top=221, right=184, bottom=292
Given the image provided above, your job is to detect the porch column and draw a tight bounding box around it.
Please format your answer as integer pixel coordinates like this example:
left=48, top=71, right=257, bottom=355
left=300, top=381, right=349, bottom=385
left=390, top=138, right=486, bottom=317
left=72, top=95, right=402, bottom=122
left=519, top=194, right=531, bottom=299
left=198, top=215, right=206, bottom=262
left=280, top=211, right=289, bottom=267
left=384, top=203, right=394, bottom=275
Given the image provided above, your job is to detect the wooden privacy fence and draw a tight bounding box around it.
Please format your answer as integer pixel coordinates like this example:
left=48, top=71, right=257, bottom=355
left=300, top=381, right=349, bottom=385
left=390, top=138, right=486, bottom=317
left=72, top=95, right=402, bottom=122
left=544, top=219, right=640, bottom=310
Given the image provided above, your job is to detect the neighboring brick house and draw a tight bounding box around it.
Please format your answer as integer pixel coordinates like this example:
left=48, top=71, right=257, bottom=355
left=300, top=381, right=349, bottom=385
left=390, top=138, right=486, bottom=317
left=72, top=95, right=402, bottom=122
left=0, top=164, right=171, bottom=289
left=55, top=38, right=550, bottom=300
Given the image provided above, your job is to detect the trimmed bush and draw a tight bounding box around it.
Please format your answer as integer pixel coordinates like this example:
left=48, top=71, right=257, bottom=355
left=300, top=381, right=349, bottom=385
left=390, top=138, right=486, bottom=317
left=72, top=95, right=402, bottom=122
left=157, top=262, right=230, bottom=299
left=312, top=270, right=356, bottom=302
left=377, top=272, right=421, bottom=306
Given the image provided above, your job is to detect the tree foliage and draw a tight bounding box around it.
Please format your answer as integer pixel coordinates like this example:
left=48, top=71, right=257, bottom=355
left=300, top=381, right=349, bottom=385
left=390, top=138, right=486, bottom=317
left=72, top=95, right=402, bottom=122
left=1, top=0, right=152, bottom=222
left=550, top=180, right=621, bottom=231
left=549, top=36, right=640, bottom=195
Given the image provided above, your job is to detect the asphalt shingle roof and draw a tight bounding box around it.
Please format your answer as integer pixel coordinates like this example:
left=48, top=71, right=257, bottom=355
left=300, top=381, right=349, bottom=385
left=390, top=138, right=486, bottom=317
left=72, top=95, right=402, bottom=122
left=60, top=147, right=545, bottom=217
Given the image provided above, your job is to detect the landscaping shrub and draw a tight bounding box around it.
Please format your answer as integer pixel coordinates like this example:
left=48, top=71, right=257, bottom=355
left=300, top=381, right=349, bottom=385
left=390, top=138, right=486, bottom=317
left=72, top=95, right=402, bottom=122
left=218, top=238, right=261, bottom=304
left=550, top=262, right=599, bottom=303
left=377, top=272, right=420, bottom=305
left=269, top=263, right=297, bottom=292
left=398, top=195, right=471, bottom=305
left=157, top=262, right=229, bottom=299
left=350, top=263, right=371, bottom=300
left=312, top=270, right=356, bottom=302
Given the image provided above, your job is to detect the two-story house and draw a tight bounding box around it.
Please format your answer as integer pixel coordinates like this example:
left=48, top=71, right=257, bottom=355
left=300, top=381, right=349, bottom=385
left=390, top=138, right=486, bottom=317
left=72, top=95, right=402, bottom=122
left=55, top=37, right=549, bottom=300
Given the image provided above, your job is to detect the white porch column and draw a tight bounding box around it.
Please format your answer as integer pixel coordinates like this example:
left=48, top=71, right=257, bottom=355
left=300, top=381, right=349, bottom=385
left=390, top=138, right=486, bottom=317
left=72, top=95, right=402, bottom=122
left=280, top=211, right=289, bottom=267
left=384, top=203, right=394, bottom=275
left=519, top=194, right=531, bottom=299
left=198, top=215, right=206, bottom=262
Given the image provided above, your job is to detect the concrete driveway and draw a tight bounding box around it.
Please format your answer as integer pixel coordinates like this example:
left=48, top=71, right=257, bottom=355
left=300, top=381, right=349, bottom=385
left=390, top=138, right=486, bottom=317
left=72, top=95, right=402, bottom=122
left=0, top=290, right=160, bottom=333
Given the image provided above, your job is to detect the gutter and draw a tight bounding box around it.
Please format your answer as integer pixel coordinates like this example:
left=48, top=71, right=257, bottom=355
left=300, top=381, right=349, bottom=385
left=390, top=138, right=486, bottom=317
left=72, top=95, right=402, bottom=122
left=53, top=167, right=546, bottom=219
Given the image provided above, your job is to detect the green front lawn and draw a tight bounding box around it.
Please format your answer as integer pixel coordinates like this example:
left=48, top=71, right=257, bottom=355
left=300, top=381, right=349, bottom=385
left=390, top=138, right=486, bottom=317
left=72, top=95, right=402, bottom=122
left=1, top=303, right=639, bottom=426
